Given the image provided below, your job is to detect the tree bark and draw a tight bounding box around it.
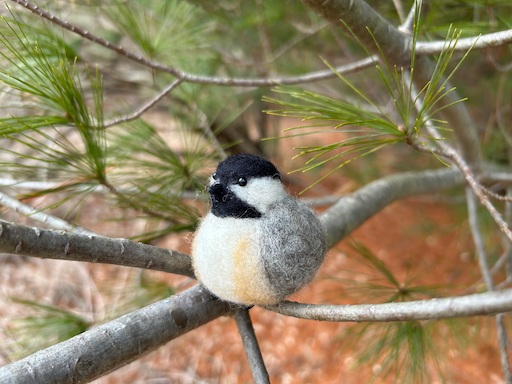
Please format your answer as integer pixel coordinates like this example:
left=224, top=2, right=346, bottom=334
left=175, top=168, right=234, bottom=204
left=0, top=285, right=231, bottom=384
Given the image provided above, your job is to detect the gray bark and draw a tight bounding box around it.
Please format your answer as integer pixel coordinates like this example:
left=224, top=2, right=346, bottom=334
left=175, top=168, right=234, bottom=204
left=320, top=168, right=464, bottom=246
left=0, top=221, right=195, bottom=278
left=266, top=289, right=512, bottom=321
left=233, top=309, right=270, bottom=384
left=0, top=285, right=231, bottom=384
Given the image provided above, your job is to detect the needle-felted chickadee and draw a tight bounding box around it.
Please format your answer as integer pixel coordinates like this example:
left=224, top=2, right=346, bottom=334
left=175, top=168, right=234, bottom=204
left=192, top=154, right=328, bottom=306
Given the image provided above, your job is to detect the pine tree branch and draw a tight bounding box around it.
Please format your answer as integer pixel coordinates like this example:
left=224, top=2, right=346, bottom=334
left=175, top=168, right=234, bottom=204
left=319, top=167, right=464, bottom=247
left=298, top=0, right=482, bottom=168
left=0, top=221, right=195, bottom=278
left=0, top=191, right=96, bottom=236
left=264, top=289, right=512, bottom=321
left=233, top=309, right=270, bottom=384
left=0, top=285, right=232, bottom=384
left=8, top=0, right=375, bottom=86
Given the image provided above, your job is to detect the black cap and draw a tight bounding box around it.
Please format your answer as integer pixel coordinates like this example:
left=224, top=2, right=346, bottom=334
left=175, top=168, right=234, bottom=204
left=213, top=154, right=280, bottom=185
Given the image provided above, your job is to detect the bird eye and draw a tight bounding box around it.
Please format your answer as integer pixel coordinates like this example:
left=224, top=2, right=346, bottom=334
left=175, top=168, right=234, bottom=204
left=238, top=177, right=247, bottom=186
left=212, top=172, right=217, bottom=180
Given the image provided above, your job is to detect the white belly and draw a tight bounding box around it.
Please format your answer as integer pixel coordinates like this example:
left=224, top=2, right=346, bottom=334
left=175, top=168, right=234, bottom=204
left=192, top=213, right=277, bottom=305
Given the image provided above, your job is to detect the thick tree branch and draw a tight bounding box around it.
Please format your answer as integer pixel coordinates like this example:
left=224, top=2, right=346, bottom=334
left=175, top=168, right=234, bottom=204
left=0, top=221, right=195, bottom=278
left=265, top=289, right=512, bottom=321
left=0, top=168, right=463, bottom=274
left=0, top=285, right=232, bottom=384
left=319, top=167, right=464, bottom=247
left=233, top=309, right=270, bottom=384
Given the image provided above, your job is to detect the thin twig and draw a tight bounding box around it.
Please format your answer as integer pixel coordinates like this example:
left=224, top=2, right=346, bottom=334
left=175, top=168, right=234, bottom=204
left=233, top=309, right=270, bottom=384
left=264, top=289, right=512, bottom=321
left=480, top=184, right=512, bottom=202
left=0, top=190, right=96, bottom=236
left=466, top=187, right=494, bottom=290
left=103, top=78, right=182, bottom=128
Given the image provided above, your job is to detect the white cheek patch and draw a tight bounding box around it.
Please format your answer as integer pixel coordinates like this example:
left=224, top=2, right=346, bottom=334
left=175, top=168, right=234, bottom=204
left=230, top=177, right=286, bottom=214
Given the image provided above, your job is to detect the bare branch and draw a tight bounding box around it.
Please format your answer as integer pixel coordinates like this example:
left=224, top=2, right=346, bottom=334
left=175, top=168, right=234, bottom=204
left=466, top=187, right=495, bottom=290
left=0, top=221, right=195, bottom=278
left=264, top=289, right=512, bottom=321
left=481, top=185, right=512, bottom=202
left=233, top=309, right=270, bottom=384
left=319, top=167, right=464, bottom=246
left=0, top=191, right=96, bottom=236
left=416, top=29, right=512, bottom=55
left=496, top=313, right=512, bottom=384
left=103, top=79, right=183, bottom=128
left=0, top=285, right=232, bottom=384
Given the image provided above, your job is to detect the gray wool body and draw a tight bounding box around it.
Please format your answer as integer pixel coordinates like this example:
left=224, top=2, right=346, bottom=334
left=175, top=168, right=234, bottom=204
left=259, top=196, right=328, bottom=299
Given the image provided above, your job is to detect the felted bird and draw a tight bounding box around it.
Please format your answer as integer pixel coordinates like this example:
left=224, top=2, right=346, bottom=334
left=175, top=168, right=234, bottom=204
left=192, top=154, right=328, bottom=306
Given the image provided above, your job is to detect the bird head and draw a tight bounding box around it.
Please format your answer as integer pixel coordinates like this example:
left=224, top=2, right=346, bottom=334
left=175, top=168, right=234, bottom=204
left=208, top=154, right=286, bottom=218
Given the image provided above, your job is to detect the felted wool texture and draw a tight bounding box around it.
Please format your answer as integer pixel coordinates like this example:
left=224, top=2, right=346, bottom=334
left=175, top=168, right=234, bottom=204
left=209, top=182, right=262, bottom=219
left=192, top=213, right=278, bottom=305
left=214, top=154, right=280, bottom=185
left=230, top=177, right=286, bottom=215
left=258, top=195, right=328, bottom=299
left=193, top=154, right=328, bottom=305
